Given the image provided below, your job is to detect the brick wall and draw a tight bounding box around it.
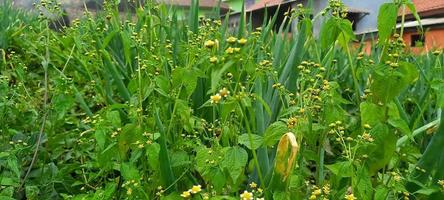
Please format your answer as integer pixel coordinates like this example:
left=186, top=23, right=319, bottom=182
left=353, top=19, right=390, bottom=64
left=358, top=27, right=444, bottom=55
left=403, top=28, right=444, bottom=53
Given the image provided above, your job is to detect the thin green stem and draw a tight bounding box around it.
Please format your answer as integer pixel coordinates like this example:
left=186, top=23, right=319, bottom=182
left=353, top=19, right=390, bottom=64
left=166, top=86, right=183, bottom=140
left=397, top=118, right=441, bottom=147
left=400, top=4, right=406, bottom=37
left=137, top=53, right=143, bottom=127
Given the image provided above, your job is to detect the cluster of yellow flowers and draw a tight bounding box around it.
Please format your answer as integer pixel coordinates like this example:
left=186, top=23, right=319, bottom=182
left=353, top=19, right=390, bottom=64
left=181, top=185, right=202, bottom=198
left=308, top=188, right=322, bottom=200
left=111, top=127, right=122, bottom=138
left=328, top=121, right=345, bottom=135
left=210, top=87, right=230, bottom=104
left=204, top=40, right=218, bottom=48
left=8, top=139, right=28, bottom=146
left=226, top=36, right=248, bottom=45
left=344, top=193, right=356, bottom=200
left=156, top=186, right=165, bottom=197
left=438, top=180, right=444, bottom=190
left=210, top=56, right=218, bottom=63
left=391, top=171, right=402, bottom=182
left=309, top=184, right=331, bottom=200
left=359, top=124, right=374, bottom=143
left=238, top=182, right=265, bottom=200
left=240, top=190, right=253, bottom=200
left=360, top=132, right=374, bottom=143
left=401, top=191, right=410, bottom=200
left=225, top=47, right=240, bottom=54
left=239, top=190, right=264, bottom=200
left=205, top=36, right=247, bottom=63
left=325, top=0, right=348, bottom=18
left=122, top=179, right=143, bottom=196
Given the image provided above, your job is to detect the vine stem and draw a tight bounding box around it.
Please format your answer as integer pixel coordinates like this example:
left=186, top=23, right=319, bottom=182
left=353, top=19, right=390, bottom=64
left=18, top=21, right=51, bottom=192
left=137, top=52, right=143, bottom=127
left=163, top=168, right=189, bottom=192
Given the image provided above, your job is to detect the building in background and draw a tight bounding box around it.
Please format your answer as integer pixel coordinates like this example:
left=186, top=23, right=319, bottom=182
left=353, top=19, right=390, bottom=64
left=399, top=0, right=444, bottom=52
left=12, top=0, right=231, bottom=22
left=227, top=0, right=387, bottom=37
left=157, top=0, right=230, bottom=18
left=222, top=0, right=244, bottom=12
left=84, top=0, right=231, bottom=19
left=12, top=0, right=75, bottom=29
left=356, top=0, right=444, bottom=53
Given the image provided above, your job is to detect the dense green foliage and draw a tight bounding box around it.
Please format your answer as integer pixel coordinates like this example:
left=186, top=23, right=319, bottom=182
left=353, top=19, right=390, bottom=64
left=1, top=0, right=444, bottom=199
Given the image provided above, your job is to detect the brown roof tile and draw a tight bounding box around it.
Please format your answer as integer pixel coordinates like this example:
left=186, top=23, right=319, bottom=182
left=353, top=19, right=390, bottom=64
left=246, top=0, right=288, bottom=12
left=246, top=0, right=369, bottom=14
left=158, top=0, right=230, bottom=10
left=403, top=0, right=444, bottom=17
left=84, top=0, right=230, bottom=11
left=412, top=0, right=444, bottom=13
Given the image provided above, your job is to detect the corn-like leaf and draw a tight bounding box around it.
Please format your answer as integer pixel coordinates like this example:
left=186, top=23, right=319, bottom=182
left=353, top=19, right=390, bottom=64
left=155, top=109, right=176, bottom=192
left=267, top=132, right=299, bottom=194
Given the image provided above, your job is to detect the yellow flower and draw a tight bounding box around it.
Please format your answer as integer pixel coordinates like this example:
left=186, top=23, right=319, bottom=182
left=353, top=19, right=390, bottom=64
left=362, top=133, right=374, bottom=142
left=287, top=117, right=297, bottom=129
left=323, top=184, right=331, bottom=195
left=204, top=40, right=215, bottom=48
left=210, top=56, right=218, bottom=63
left=438, top=179, right=444, bottom=186
left=309, top=194, right=317, bottom=200
left=238, top=38, right=247, bottom=45
left=219, top=87, right=230, bottom=97
left=363, top=124, right=371, bottom=129
left=240, top=190, right=253, bottom=200
left=226, top=36, right=237, bottom=44
left=210, top=94, right=222, bottom=104
left=345, top=193, right=357, bottom=200
left=126, top=188, right=132, bottom=195
left=190, top=185, right=202, bottom=194
left=225, top=47, right=234, bottom=54
left=180, top=190, right=191, bottom=198
left=234, top=47, right=241, bottom=52
left=299, top=108, right=305, bottom=114
left=249, top=182, right=257, bottom=188
left=394, top=174, right=401, bottom=182
left=313, top=189, right=322, bottom=196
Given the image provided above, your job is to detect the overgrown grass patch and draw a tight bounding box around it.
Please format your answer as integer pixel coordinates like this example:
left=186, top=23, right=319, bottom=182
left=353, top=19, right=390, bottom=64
left=1, top=0, right=444, bottom=199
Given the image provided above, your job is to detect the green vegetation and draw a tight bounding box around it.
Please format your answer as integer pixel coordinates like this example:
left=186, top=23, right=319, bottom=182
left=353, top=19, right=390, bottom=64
left=1, top=0, right=444, bottom=199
